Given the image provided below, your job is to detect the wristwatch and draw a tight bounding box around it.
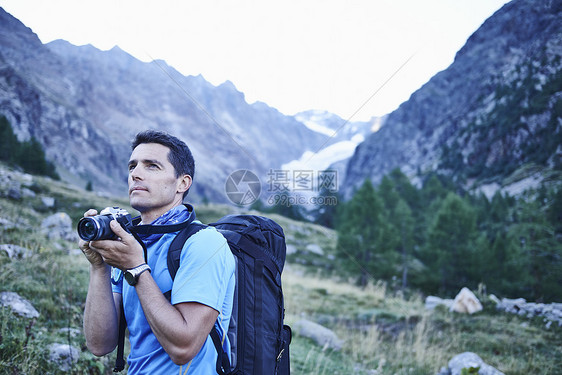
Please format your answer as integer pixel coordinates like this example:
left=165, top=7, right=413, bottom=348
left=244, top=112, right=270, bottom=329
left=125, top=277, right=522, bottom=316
left=124, top=263, right=151, bottom=286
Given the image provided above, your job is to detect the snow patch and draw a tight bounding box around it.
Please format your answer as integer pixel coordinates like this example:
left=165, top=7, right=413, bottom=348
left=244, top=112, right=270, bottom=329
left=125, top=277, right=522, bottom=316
left=282, top=140, right=360, bottom=172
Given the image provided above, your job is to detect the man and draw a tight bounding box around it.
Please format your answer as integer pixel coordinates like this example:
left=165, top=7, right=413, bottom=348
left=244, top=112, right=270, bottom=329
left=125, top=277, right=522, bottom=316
left=80, top=130, right=236, bottom=374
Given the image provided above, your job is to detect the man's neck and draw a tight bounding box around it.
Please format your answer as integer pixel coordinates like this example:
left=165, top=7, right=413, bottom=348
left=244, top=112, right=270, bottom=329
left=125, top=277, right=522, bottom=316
left=139, top=202, right=184, bottom=224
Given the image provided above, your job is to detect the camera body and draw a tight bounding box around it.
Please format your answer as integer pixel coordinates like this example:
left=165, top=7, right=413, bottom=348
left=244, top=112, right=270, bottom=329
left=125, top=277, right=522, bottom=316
left=77, top=207, right=134, bottom=241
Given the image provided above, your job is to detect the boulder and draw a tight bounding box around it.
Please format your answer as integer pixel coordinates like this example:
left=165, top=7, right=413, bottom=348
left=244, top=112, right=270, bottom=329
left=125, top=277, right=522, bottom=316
left=294, top=319, right=344, bottom=350
left=7, top=186, right=22, bottom=201
left=305, top=243, right=324, bottom=255
left=286, top=244, right=298, bottom=255
left=41, top=196, right=56, bottom=208
left=0, top=217, right=16, bottom=230
left=41, top=212, right=77, bottom=241
left=425, top=295, right=453, bottom=310
left=58, top=327, right=82, bottom=337
left=450, top=288, right=483, bottom=314
left=48, top=343, right=80, bottom=372
left=495, top=297, right=562, bottom=327
left=448, top=352, right=504, bottom=375
left=0, top=244, right=33, bottom=259
left=0, top=291, right=39, bottom=319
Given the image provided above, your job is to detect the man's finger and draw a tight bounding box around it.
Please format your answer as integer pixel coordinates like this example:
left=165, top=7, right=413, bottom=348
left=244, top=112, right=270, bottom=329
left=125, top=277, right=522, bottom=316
left=110, top=220, right=129, bottom=239
left=84, top=209, right=98, bottom=217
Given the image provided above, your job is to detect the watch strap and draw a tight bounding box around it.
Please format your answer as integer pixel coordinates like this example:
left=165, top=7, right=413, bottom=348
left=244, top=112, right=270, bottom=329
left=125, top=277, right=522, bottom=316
left=125, top=263, right=151, bottom=286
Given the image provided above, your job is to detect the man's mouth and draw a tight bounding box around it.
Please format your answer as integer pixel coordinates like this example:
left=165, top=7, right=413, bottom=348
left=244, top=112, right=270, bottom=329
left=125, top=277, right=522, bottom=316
left=130, top=186, right=148, bottom=194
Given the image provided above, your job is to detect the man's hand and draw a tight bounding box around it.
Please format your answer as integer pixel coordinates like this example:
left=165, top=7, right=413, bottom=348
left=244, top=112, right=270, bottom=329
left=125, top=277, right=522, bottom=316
left=89, top=220, right=145, bottom=270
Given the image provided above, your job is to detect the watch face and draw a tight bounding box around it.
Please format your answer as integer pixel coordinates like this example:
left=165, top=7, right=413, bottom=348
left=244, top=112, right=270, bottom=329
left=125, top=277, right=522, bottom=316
left=124, top=271, right=136, bottom=286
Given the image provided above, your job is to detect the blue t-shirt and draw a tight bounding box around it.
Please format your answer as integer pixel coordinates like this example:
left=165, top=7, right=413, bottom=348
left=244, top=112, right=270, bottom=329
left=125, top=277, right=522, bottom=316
left=112, top=209, right=236, bottom=374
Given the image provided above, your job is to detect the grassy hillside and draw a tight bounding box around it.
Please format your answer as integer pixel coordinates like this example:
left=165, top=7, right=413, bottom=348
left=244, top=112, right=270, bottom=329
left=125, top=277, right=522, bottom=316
left=0, top=165, right=560, bottom=374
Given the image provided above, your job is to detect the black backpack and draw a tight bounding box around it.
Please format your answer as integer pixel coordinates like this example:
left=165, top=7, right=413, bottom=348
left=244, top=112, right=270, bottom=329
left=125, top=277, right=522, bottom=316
left=167, top=214, right=291, bottom=375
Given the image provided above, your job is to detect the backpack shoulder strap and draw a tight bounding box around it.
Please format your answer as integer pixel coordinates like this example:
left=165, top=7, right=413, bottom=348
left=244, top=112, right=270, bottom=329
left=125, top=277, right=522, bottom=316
left=165, top=221, right=207, bottom=290
left=210, top=325, right=232, bottom=375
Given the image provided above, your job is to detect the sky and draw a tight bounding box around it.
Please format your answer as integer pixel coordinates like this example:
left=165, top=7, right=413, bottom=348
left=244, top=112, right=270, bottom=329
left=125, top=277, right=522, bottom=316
left=0, top=0, right=511, bottom=121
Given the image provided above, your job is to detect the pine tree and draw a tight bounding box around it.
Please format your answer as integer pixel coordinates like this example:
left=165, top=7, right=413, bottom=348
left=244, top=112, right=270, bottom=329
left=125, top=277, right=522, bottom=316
left=0, top=116, right=19, bottom=164
left=510, top=198, right=562, bottom=301
left=546, top=187, right=562, bottom=235
left=16, top=137, right=60, bottom=180
left=388, top=168, right=420, bottom=211
left=426, top=192, right=481, bottom=294
left=378, top=175, right=415, bottom=289
left=488, top=230, right=531, bottom=298
left=336, top=179, right=396, bottom=286
left=393, top=199, right=415, bottom=290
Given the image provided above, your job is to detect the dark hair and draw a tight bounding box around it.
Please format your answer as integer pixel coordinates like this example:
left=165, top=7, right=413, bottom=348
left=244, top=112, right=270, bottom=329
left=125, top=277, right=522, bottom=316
left=131, top=130, right=195, bottom=197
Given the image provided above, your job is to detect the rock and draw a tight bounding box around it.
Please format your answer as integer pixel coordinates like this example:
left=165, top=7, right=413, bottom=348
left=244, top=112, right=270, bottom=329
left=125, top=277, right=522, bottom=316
left=58, top=327, right=82, bottom=337
left=488, top=294, right=501, bottom=305
left=496, top=297, right=562, bottom=327
left=0, top=244, right=33, bottom=259
left=305, top=243, right=324, bottom=255
left=48, top=343, right=80, bottom=372
left=41, top=196, right=56, bottom=208
left=497, top=297, right=527, bottom=314
left=437, top=366, right=451, bottom=375
left=448, top=352, right=504, bottom=375
left=450, top=287, right=483, bottom=314
left=286, top=244, right=298, bottom=255
left=425, top=295, right=453, bottom=310
left=294, top=319, right=344, bottom=351
left=21, top=187, right=36, bottom=198
left=7, top=186, right=22, bottom=201
left=41, top=212, right=77, bottom=241
left=0, top=217, right=16, bottom=229
left=0, top=291, right=39, bottom=319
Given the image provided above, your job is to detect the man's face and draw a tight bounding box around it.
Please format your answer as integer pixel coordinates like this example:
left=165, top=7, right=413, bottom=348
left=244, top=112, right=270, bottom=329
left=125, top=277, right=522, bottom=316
left=128, top=143, right=187, bottom=219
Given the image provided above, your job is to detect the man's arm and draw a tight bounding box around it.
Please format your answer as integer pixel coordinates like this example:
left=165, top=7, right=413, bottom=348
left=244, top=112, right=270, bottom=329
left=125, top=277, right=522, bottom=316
left=83, top=264, right=121, bottom=356
left=135, top=271, right=219, bottom=365
left=80, top=209, right=120, bottom=356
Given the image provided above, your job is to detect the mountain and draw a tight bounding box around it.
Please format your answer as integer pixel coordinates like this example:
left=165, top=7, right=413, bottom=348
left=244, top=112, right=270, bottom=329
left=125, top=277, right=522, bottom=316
left=282, top=110, right=380, bottom=201
left=294, top=110, right=381, bottom=143
left=0, top=7, right=329, bottom=202
left=287, top=110, right=380, bottom=171
left=343, top=0, right=562, bottom=199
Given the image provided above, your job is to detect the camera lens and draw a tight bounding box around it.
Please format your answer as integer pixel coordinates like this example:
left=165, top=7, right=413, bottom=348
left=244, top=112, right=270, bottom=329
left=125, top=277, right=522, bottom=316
left=77, top=215, right=114, bottom=241
left=78, top=218, right=100, bottom=241
left=80, top=220, right=97, bottom=239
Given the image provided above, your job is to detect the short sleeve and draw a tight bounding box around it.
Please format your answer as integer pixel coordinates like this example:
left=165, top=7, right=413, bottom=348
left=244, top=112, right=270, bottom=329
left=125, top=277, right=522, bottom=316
left=111, top=267, right=123, bottom=294
left=170, top=227, right=234, bottom=311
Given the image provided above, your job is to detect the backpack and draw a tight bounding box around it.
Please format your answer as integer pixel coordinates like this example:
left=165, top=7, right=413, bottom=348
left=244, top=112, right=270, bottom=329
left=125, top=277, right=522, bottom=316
left=167, top=214, right=291, bottom=375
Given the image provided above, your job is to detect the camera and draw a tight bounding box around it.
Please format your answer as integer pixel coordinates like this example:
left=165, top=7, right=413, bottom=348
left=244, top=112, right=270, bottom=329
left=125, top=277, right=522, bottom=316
left=77, top=207, right=134, bottom=241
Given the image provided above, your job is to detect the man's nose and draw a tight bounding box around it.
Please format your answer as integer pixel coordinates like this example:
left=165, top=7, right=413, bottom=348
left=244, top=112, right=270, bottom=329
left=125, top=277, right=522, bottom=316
left=130, top=166, right=143, bottom=180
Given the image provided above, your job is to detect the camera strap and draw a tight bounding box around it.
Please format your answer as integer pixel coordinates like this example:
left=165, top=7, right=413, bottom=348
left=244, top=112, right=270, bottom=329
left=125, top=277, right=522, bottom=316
left=129, top=203, right=196, bottom=235
left=113, top=305, right=127, bottom=372
left=129, top=218, right=194, bottom=235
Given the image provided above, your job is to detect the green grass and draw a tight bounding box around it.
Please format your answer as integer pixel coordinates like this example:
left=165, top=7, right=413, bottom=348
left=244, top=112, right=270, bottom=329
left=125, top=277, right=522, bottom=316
left=283, top=266, right=561, bottom=374
left=0, top=165, right=560, bottom=374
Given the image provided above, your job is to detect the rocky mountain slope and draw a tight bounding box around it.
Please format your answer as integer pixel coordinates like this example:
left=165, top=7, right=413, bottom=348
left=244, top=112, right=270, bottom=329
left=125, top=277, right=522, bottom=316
left=343, top=0, right=562, bottom=199
left=0, top=7, right=334, bottom=202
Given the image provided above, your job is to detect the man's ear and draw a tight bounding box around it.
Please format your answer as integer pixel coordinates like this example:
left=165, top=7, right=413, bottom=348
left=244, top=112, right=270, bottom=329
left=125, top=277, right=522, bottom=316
left=177, top=174, right=192, bottom=195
